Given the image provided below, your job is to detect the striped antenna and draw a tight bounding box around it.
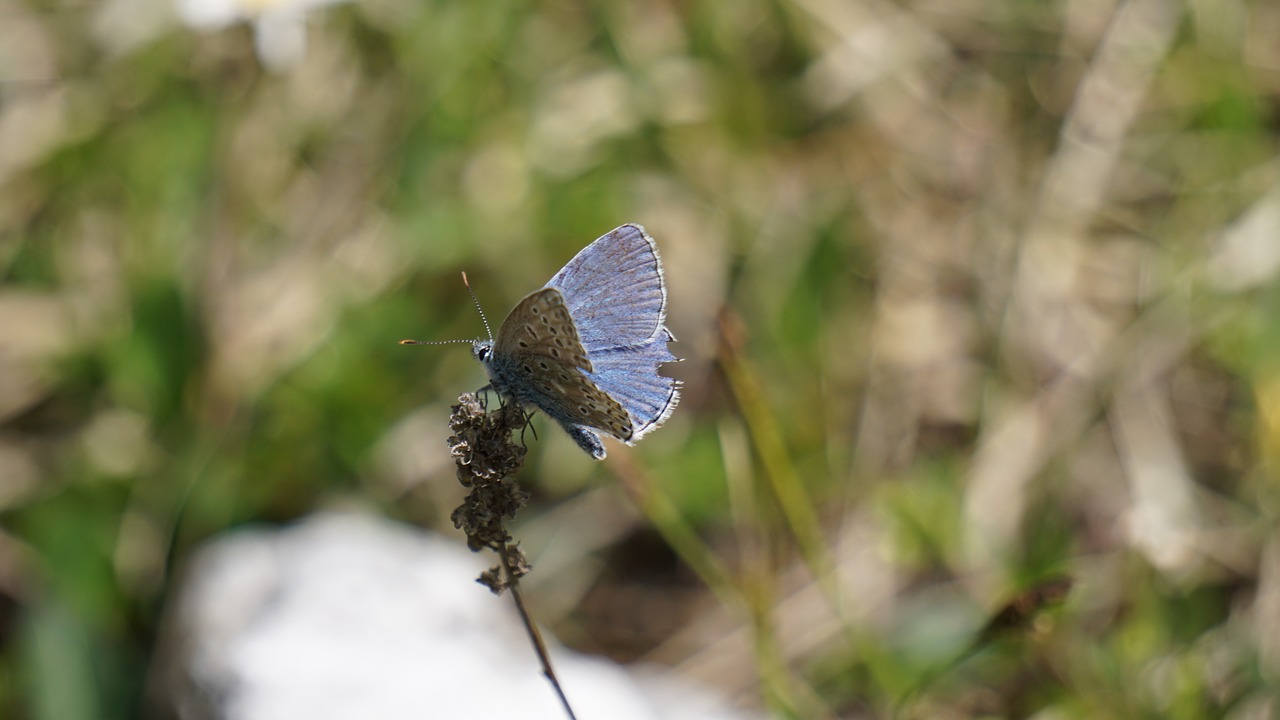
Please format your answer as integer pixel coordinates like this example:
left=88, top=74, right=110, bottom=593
left=461, top=272, right=493, bottom=342
left=398, top=338, right=472, bottom=346
left=399, top=272, right=493, bottom=346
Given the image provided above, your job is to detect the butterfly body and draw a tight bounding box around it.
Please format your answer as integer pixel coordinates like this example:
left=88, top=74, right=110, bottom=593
left=473, top=224, right=680, bottom=459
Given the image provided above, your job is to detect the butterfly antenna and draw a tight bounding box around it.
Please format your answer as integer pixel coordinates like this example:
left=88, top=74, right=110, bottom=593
left=398, top=338, right=473, bottom=346
left=461, top=271, right=494, bottom=342
left=399, top=272, right=492, bottom=346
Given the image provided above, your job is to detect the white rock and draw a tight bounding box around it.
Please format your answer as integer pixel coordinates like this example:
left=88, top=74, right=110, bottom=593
left=154, top=512, right=754, bottom=720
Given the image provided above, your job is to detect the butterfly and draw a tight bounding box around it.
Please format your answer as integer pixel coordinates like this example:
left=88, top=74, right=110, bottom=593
left=410, top=224, right=681, bottom=459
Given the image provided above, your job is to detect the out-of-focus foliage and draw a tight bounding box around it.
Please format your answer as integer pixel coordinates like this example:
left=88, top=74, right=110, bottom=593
left=1, top=0, right=1279, bottom=717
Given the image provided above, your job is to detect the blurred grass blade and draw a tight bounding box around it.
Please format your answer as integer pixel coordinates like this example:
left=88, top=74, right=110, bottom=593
left=22, top=601, right=100, bottom=720
left=717, top=308, right=842, bottom=609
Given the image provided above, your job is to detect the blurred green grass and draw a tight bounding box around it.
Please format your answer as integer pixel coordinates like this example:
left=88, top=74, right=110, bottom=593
left=2, top=0, right=1280, bottom=717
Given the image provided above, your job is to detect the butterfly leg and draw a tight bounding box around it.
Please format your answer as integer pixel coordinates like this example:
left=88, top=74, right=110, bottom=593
left=518, top=410, right=540, bottom=449
left=474, top=384, right=495, bottom=411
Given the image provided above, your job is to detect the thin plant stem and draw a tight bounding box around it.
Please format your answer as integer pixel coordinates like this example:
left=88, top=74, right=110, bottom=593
left=499, top=543, right=578, bottom=720
left=447, top=393, right=579, bottom=720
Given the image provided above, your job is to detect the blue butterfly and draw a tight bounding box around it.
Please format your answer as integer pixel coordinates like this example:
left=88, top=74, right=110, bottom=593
left=470, top=224, right=681, bottom=459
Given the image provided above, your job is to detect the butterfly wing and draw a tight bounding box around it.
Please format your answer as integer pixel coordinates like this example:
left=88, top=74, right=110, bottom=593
left=488, top=227, right=681, bottom=456
left=546, top=224, right=668, bottom=350
left=546, top=224, right=681, bottom=440
left=494, top=287, right=593, bottom=373
left=584, top=330, right=681, bottom=443
left=492, top=288, right=634, bottom=442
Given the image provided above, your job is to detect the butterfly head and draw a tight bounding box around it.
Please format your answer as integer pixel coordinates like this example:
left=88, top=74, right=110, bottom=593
left=471, top=339, right=494, bottom=365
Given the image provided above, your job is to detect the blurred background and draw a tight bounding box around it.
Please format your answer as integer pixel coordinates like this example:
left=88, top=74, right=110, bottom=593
left=2, top=0, right=1279, bottom=717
